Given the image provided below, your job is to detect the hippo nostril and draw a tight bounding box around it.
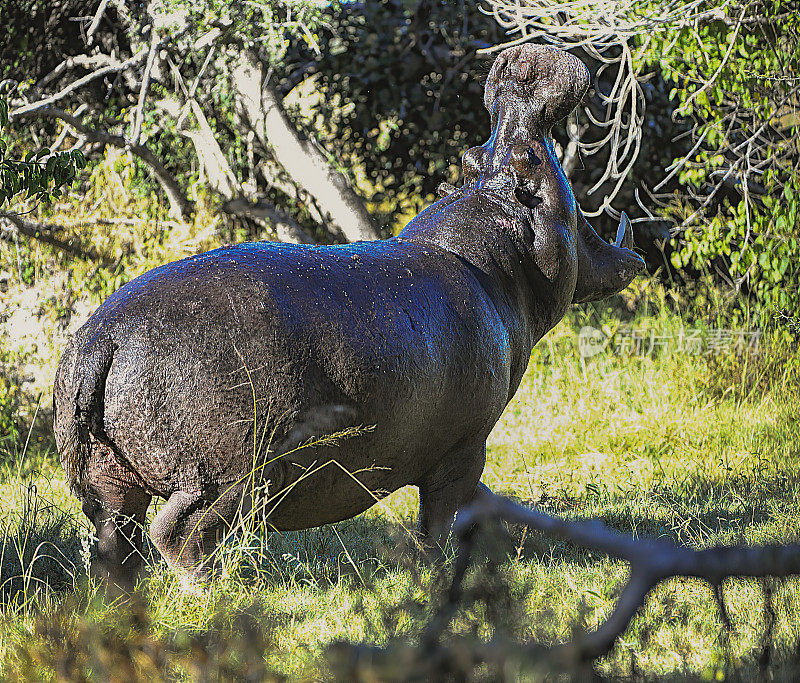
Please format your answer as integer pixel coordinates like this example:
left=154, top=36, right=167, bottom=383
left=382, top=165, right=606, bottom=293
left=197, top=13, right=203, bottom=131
left=516, top=61, right=531, bottom=81
left=527, top=148, right=541, bottom=166
left=514, top=187, right=542, bottom=209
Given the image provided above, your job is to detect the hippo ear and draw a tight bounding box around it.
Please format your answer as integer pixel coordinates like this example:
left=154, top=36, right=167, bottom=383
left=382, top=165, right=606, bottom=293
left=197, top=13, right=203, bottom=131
left=484, top=44, right=590, bottom=129
left=572, top=209, right=646, bottom=303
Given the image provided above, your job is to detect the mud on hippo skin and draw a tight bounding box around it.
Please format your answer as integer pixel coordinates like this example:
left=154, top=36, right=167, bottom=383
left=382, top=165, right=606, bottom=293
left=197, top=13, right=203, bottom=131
left=53, top=44, right=644, bottom=590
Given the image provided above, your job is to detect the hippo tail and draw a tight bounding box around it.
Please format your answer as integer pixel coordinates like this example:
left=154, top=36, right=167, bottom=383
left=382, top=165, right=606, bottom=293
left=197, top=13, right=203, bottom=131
left=53, top=332, right=115, bottom=494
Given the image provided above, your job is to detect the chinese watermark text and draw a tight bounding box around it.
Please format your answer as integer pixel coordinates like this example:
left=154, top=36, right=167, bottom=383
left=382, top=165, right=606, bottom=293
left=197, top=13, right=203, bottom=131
left=578, top=326, right=761, bottom=358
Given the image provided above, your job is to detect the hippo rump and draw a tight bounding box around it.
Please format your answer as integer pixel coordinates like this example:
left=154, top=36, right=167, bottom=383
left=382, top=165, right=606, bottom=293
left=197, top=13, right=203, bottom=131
left=53, top=44, right=644, bottom=587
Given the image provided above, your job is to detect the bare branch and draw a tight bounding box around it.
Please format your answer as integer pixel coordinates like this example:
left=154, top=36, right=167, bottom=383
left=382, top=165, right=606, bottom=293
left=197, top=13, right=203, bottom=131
left=86, top=0, right=112, bottom=46
left=10, top=49, right=148, bottom=118
left=0, top=211, right=113, bottom=266
left=130, top=28, right=160, bottom=145
left=25, top=107, right=194, bottom=220
left=37, top=54, right=128, bottom=91
left=446, top=489, right=800, bottom=661
left=51, top=103, right=88, bottom=151
left=479, top=0, right=735, bottom=214
left=181, top=99, right=314, bottom=244
left=337, top=487, right=800, bottom=676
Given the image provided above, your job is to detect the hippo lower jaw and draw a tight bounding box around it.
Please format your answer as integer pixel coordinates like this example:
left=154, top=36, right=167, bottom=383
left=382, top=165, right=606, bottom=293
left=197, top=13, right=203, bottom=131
left=572, top=210, right=646, bottom=304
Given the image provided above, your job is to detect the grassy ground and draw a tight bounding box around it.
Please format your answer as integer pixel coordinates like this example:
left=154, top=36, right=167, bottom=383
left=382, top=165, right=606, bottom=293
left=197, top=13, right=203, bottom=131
left=0, top=272, right=798, bottom=680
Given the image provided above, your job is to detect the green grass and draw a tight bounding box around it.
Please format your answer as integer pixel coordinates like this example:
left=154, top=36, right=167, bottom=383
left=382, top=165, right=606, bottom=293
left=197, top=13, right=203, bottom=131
left=0, top=291, right=798, bottom=680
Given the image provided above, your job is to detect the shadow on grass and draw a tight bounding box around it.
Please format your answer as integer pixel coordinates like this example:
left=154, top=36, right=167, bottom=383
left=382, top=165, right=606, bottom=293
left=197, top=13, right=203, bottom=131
left=0, top=483, right=799, bottom=680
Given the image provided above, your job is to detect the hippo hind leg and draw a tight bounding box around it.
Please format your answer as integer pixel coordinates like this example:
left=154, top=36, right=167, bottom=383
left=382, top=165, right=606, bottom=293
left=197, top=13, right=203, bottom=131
left=417, top=441, right=486, bottom=549
left=150, top=481, right=249, bottom=581
left=80, top=444, right=152, bottom=592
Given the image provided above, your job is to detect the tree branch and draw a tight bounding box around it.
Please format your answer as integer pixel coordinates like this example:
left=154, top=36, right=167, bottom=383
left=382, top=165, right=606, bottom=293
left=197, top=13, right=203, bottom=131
left=86, top=0, right=112, bottom=46
left=181, top=99, right=314, bottom=244
left=130, top=28, right=160, bottom=145
left=0, top=211, right=113, bottom=266
left=232, top=52, right=379, bottom=242
left=24, top=107, right=193, bottom=220
left=10, top=50, right=148, bottom=118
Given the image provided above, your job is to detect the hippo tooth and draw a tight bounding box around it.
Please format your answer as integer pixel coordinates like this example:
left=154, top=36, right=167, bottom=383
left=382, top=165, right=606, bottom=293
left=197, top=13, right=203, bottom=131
left=614, top=212, right=634, bottom=250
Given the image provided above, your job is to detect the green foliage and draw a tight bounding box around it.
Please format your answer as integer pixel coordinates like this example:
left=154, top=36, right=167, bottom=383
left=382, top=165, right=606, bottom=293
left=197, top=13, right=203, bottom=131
left=0, top=375, right=20, bottom=445
left=162, top=0, right=332, bottom=61
left=0, top=96, right=86, bottom=207
left=297, top=1, right=499, bottom=229
left=641, top=0, right=800, bottom=320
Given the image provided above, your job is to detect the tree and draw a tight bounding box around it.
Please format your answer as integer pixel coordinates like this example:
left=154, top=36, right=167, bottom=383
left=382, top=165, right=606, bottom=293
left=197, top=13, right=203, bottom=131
left=484, top=0, right=800, bottom=319
left=1, top=0, right=381, bottom=248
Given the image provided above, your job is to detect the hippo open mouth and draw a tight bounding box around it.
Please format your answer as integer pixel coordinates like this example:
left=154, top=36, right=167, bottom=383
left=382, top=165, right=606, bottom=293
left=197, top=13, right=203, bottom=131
left=419, top=43, right=644, bottom=311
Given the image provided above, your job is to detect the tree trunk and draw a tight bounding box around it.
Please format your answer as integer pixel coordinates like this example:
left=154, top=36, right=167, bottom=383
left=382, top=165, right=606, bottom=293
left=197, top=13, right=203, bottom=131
left=184, top=99, right=314, bottom=244
left=232, top=53, right=379, bottom=242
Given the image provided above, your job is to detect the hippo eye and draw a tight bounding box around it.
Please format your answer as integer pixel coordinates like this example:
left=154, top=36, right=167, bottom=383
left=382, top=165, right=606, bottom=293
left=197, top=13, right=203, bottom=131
left=515, top=187, right=542, bottom=209
left=527, top=148, right=541, bottom=166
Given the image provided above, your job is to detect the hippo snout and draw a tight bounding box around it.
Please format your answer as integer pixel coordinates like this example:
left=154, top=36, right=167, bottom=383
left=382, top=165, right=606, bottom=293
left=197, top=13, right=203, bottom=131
left=484, top=44, right=590, bottom=128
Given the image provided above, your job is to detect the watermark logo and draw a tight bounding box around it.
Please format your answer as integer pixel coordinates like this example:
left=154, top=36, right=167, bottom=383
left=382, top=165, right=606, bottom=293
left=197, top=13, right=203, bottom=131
left=578, top=326, right=607, bottom=357
left=577, top=326, right=761, bottom=358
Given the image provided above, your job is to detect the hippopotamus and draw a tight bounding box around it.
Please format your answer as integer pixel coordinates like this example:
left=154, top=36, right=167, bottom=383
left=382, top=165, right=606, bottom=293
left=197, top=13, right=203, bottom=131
left=53, top=44, right=644, bottom=587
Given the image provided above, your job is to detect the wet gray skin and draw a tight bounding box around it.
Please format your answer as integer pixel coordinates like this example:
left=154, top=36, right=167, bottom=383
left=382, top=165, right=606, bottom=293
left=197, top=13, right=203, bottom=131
left=53, top=44, right=645, bottom=589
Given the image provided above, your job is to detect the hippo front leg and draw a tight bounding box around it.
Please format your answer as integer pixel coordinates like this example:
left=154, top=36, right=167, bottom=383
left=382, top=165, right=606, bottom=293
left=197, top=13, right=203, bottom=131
left=417, top=441, right=486, bottom=549
left=150, top=482, right=250, bottom=582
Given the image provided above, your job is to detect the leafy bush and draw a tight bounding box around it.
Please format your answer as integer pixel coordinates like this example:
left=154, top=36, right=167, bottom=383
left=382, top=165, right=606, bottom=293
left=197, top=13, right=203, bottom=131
left=643, top=0, right=799, bottom=320
left=0, top=95, right=86, bottom=207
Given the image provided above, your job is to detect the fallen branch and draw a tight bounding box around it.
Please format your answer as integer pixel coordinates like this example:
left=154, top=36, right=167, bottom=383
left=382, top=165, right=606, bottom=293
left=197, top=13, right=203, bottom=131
left=333, top=487, right=800, bottom=677
left=444, top=488, right=800, bottom=661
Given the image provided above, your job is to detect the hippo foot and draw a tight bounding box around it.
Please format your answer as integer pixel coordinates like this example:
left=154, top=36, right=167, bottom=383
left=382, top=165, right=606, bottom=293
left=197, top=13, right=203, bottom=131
left=90, top=559, right=144, bottom=598
left=416, top=442, right=487, bottom=551
left=150, top=485, right=247, bottom=583
left=78, top=474, right=152, bottom=596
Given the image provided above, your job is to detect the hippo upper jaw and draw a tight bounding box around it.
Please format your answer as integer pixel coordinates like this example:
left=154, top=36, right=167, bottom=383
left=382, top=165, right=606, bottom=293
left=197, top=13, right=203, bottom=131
left=484, top=44, right=590, bottom=132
